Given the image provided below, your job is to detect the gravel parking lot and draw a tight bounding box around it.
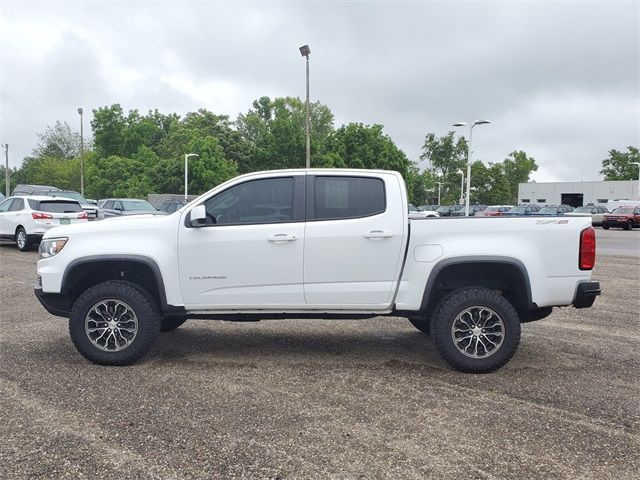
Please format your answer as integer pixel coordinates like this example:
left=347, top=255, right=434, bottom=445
left=0, top=230, right=638, bottom=479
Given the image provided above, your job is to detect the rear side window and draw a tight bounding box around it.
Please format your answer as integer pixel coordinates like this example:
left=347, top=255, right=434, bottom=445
left=312, top=176, right=386, bottom=221
left=28, top=199, right=82, bottom=213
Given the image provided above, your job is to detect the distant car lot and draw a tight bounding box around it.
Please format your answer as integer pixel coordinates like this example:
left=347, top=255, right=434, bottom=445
left=0, top=229, right=638, bottom=478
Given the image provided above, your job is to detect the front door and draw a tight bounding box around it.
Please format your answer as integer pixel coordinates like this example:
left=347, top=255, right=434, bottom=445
left=178, top=175, right=306, bottom=309
left=303, top=174, right=407, bottom=308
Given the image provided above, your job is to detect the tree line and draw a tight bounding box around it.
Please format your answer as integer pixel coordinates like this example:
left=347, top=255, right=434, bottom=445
left=3, top=97, right=635, bottom=205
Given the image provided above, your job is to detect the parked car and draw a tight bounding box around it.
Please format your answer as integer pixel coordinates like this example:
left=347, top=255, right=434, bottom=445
left=44, top=190, right=99, bottom=220
left=565, top=206, right=609, bottom=226
left=451, top=205, right=486, bottom=216
left=408, top=204, right=439, bottom=218
left=0, top=196, right=87, bottom=251
left=418, top=204, right=440, bottom=212
left=476, top=205, right=514, bottom=217
left=502, top=205, right=542, bottom=216
left=532, top=205, right=574, bottom=216
left=11, top=184, right=60, bottom=196
left=99, top=198, right=165, bottom=218
left=35, top=168, right=600, bottom=373
left=0, top=192, right=5, bottom=201
left=602, top=206, right=640, bottom=230
left=436, top=205, right=463, bottom=217
left=158, top=200, right=187, bottom=214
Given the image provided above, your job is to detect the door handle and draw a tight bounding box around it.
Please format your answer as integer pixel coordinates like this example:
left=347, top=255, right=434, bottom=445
left=363, top=230, right=393, bottom=239
left=268, top=233, right=297, bottom=243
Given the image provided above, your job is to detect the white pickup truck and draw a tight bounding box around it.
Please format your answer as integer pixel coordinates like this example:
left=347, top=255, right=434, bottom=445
left=35, top=169, right=601, bottom=372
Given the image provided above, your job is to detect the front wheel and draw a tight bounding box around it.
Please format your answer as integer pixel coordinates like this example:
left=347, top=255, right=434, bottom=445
left=69, top=280, right=161, bottom=365
left=625, top=220, right=633, bottom=230
left=601, top=223, right=610, bottom=230
left=431, top=288, right=521, bottom=373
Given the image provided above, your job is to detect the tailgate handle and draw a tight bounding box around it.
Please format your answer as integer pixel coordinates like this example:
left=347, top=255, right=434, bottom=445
left=268, top=234, right=297, bottom=243
left=364, top=230, right=393, bottom=239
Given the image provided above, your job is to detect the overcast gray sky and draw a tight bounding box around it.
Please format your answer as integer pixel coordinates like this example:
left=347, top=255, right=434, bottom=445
left=1, top=0, right=638, bottom=182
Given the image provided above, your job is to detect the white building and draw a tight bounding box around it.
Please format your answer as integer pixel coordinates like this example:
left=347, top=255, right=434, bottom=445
left=517, top=180, right=638, bottom=207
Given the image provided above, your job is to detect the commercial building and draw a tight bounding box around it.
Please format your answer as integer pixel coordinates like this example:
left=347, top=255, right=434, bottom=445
left=517, top=180, right=638, bottom=208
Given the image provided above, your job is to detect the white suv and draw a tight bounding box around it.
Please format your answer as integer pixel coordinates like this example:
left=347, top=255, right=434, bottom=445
left=0, top=196, right=88, bottom=251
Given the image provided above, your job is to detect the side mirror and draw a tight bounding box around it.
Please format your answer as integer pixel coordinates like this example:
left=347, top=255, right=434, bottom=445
left=190, top=204, right=207, bottom=227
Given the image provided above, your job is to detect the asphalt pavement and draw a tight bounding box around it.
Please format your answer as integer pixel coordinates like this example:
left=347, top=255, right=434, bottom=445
left=0, top=239, right=638, bottom=479
left=596, top=227, right=640, bottom=257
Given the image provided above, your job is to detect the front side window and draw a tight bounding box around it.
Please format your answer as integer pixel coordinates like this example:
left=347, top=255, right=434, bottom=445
left=312, top=176, right=385, bottom=221
left=204, top=177, right=294, bottom=225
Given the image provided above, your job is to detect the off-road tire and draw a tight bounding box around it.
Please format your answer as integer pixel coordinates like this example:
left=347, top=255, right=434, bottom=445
left=408, top=318, right=430, bottom=335
left=69, top=280, right=160, bottom=365
left=161, top=315, right=188, bottom=332
left=15, top=227, right=31, bottom=251
left=431, top=287, right=521, bottom=373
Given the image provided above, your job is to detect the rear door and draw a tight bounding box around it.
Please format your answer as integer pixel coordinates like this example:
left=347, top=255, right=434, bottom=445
left=303, top=173, right=407, bottom=308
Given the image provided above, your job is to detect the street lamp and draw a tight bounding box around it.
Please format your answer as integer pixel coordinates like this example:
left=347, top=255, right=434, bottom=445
left=299, top=44, right=311, bottom=169
left=435, top=181, right=443, bottom=205
left=453, top=120, right=491, bottom=216
left=184, top=153, right=199, bottom=201
left=631, top=161, right=640, bottom=200
left=78, top=108, right=84, bottom=196
left=3, top=144, right=8, bottom=197
left=457, top=169, right=465, bottom=205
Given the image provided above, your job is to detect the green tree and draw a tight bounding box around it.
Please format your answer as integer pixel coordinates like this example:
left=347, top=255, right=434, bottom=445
left=600, top=147, right=639, bottom=180
left=502, top=150, right=538, bottom=204
left=419, top=132, right=468, bottom=204
left=32, top=121, right=82, bottom=159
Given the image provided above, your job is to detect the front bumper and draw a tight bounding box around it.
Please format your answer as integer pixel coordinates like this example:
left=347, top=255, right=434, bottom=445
left=572, top=281, right=601, bottom=309
left=34, top=287, right=71, bottom=318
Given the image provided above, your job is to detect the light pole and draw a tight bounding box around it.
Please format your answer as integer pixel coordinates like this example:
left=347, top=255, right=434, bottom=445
left=299, top=44, right=311, bottom=169
left=457, top=169, right=465, bottom=205
left=184, top=154, right=199, bottom=201
left=631, top=161, right=640, bottom=200
left=3, top=144, right=8, bottom=197
left=78, top=108, right=84, bottom=196
left=453, top=120, right=491, bottom=216
left=435, top=181, right=443, bottom=205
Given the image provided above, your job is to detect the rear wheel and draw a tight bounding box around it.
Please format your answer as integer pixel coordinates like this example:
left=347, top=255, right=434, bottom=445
left=601, top=223, right=610, bottom=230
left=69, top=280, right=160, bottom=365
left=15, top=227, right=30, bottom=251
left=431, top=288, right=521, bottom=373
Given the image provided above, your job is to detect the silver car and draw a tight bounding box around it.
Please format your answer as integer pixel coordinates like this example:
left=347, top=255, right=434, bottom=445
left=565, top=205, right=609, bottom=226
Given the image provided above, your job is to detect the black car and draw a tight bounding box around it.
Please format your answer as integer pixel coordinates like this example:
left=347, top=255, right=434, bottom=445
left=99, top=198, right=165, bottom=218
left=436, top=205, right=463, bottom=217
left=158, top=200, right=187, bottom=214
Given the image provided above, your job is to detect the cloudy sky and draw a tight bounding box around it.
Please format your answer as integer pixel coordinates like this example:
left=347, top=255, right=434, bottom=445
left=1, top=0, right=638, bottom=182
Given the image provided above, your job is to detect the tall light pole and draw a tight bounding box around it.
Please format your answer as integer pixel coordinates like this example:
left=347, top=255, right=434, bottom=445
left=4, top=144, right=8, bottom=197
left=77, top=108, right=85, bottom=196
left=453, top=120, right=491, bottom=216
left=631, top=161, right=640, bottom=200
left=299, top=44, right=311, bottom=168
left=435, top=181, right=443, bottom=205
left=184, top=153, right=199, bottom=201
left=457, top=169, right=465, bottom=205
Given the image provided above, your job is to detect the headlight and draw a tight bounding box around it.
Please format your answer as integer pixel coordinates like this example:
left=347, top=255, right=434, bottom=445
left=39, top=237, right=68, bottom=258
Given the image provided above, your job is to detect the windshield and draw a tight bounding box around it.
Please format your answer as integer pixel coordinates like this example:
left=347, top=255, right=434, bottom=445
left=122, top=200, right=156, bottom=211
left=613, top=208, right=634, bottom=214
left=539, top=207, right=558, bottom=214
left=28, top=199, right=82, bottom=213
left=573, top=207, right=592, bottom=213
left=509, top=206, right=528, bottom=213
left=47, top=191, right=87, bottom=203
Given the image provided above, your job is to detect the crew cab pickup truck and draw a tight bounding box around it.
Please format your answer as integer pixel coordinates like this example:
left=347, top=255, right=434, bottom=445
left=35, top=169, right=601, bottom=373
